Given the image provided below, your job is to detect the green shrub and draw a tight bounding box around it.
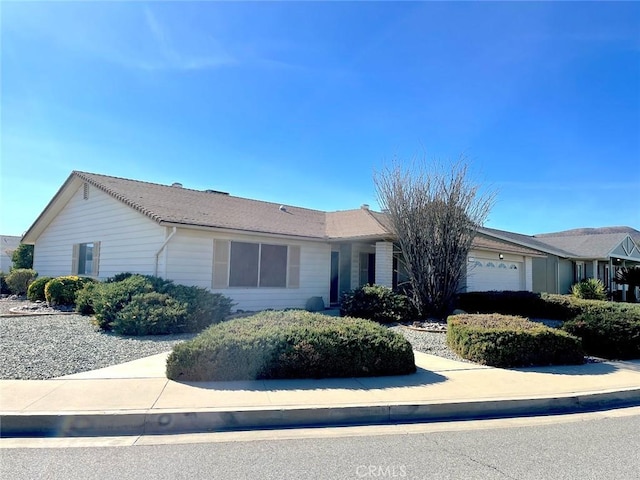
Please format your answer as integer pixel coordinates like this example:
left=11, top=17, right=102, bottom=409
left=106, top=272, right=135, bottom=283
left=571, top=279, right=607, bottom=301
left=5, top=268, right=38, bottom=295
left=0, top=272, right=9, bottom=295
left=11, top=244, right=34, bottom=270
left=563, top=303, right=640, bottom=360
left=90, top=275, right=156, bottom=330
left=85, top=274, right=233, bottom=334
left=166, top=310, right=416, bottom=381
left=163, top=283, right=234, bottom=332
left=456, top=291, right=580, bottom=320
left=44, top=276, right=94, bottom=305
left=27, top=276, right=54, bottom=302
left=446, top=314, right=584, bottom=368
left=340, top=284, right=415, bottom=323
left=112, top=292, right=189, bottom=335
left=75, top=282, right=98, bottom=315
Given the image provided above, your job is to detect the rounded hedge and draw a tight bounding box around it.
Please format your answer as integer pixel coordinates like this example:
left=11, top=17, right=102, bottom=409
left=563, top=302, right=640, bottom=360
left=455, top=291, right=580, bottom=320
left=340, top=284, right=415, bottom=323
left=447, top=314, right=584, bottom=368
left=81, top=274, right=233, bottom=335
left=112, top=292, right=188, bottom=336
left=27, top=276, right=54, bottom=302
left=45, top=276, right=94, bottom=306
left=166, top=310, right=417, bottom=381
left=5, top=268, right=38, bottom=295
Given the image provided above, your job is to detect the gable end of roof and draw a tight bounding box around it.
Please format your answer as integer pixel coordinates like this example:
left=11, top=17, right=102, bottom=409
left=73, top=171, right=165, bottom=224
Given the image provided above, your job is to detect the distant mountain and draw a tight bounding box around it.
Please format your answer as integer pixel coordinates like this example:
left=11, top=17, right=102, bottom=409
left=536, top=226, right=640, bottom=245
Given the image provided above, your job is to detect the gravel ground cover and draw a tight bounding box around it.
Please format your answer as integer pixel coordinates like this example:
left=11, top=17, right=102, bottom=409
left=389, top=325, right=467, bottom=363
left=0, top=297, right=462, bottom=379
left=0, top=298, right=195, bottom=380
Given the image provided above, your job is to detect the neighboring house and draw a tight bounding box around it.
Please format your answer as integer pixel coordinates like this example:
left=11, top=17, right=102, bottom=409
left=21, top=171, right=544, bottom=311
left=481, top=226, right=640, bottom=298
left=0, top=235, right=21, bottom=272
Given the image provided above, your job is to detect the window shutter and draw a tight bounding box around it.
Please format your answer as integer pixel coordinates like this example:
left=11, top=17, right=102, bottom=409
left=288, top=246, right=300, bottom=288
left=213, top=240, right=230, bottom=288
left=91, top=241, right=100, bottom=277
left=71, top=244, right=79, bottom=275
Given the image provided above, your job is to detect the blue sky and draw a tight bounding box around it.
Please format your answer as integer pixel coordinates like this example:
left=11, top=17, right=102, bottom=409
left=1, top=1, right=639, bottom=237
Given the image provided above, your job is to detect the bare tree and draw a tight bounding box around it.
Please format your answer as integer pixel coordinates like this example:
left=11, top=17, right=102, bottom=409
left=374, top=156, right=495, bottom=317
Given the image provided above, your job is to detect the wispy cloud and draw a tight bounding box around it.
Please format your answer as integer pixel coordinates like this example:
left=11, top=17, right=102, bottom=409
left=2, top=2, right=238, bottom=73
left=140, top=7, right=236, bottom=71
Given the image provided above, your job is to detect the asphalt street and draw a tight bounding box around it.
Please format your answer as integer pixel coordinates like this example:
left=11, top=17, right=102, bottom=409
left=2, top=408, right=639, bottom=480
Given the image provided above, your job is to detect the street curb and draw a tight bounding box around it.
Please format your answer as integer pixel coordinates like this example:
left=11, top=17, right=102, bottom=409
left=2, top=387, right=639, bottom=438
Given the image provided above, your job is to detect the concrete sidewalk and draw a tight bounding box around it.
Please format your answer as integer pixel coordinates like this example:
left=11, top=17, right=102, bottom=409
left=1, top=352, right=640, bottom=437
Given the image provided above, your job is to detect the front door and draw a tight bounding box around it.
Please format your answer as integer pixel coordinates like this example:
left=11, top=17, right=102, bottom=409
left=330, top=251, right=340, bottom=304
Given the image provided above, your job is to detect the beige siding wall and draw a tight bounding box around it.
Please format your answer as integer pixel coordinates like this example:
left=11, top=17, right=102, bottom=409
left=33, top=184, right=165, bottom=278
left=165, top=229, right=331, bottom=311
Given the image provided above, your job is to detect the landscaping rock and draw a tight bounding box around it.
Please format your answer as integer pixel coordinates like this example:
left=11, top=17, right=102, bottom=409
left=305, top=296, right=325, bottom=312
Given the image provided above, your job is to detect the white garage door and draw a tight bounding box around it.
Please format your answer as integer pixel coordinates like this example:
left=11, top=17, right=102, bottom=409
left=466, top=259, right=524, bottom=292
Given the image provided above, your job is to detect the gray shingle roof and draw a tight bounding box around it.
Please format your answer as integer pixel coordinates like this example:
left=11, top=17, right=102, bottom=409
left=532, top=232, right=631, bottom=259
left=479, top=227, right=575, bottom=257
left=73, top=172, right=547, bottom=254
left=25, top=172, right=598, bottom=259
left=74, top=171, right=394, bottom=240
left=75, top=171, right=330, bottom=238
left=482, top=226, right=640, bottom=260
left=325, top=208, right=391, bottom=240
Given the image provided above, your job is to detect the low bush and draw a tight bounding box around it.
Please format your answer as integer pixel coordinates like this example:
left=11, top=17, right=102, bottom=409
left=163, top=283, right=234, bottom=332
left=44, top=276, right=95, bottom=305
left=106, top=272, right=135, bottom=283
left=90, top=275, right=158, bottom=330
left=111, top=292, right=189, bottom=335
left=563, top=302, right=640, bottom=360
left=340, top=284, right=415, bottom=323
left=446, top=314, right=584, bottom=368
left=85, top=274, right=233, bottom=334
left=5, top=268, right=38, bottom=295
left=27, top=276, right=54, bottom=302
left=166, top=310, right=416, bottom=381
left=75, top=282, right=98, bottom=315
left=571, top=278, right=607, bottom=301
left=456, top=291, right=580, bottom=320
left=0, top=272, right=9, bottom=295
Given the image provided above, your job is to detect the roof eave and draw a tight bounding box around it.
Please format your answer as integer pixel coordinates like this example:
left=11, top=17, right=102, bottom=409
left=159, top=221, right=329, bottom=242
left=478, top=227, right=568, bottom=258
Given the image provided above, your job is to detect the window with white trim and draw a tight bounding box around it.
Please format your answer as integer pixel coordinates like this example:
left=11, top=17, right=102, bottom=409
left=72, top=241, right=100, bottom=276
left=213, top=240, right=299, bottom=289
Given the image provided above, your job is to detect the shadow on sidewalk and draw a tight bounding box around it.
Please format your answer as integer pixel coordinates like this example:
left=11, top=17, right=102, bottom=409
left=511, top=361, right=619, bottom=376
left=173, top=367, right=447, bottom=391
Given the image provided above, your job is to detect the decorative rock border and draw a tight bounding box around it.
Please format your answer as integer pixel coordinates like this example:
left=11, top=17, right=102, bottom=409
left=399, top=322, right=447, bottom=333
left=4, top=307, right=76, bottom=317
